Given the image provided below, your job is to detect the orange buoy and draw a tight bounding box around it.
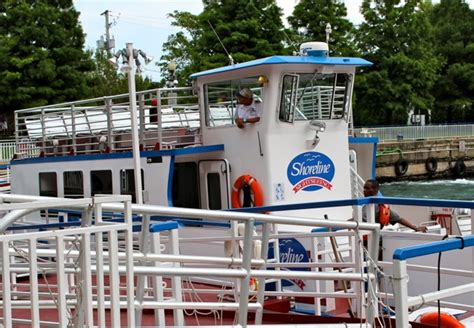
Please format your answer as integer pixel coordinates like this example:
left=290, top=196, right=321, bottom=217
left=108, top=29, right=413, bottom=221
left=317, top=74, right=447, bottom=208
left=231, top=175, right=264, bottom=208
left=416, top=312, right=465, bottom=327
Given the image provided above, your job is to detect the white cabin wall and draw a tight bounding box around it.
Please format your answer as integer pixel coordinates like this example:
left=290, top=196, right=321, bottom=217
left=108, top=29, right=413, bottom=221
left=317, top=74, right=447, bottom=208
left=198, top=64, right=356, bottom=225
left=11, top=156, right=172, bottom=206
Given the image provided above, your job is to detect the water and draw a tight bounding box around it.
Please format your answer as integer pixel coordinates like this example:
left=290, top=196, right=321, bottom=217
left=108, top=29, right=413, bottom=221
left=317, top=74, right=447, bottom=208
left=379, top=178, right=474, bottom=201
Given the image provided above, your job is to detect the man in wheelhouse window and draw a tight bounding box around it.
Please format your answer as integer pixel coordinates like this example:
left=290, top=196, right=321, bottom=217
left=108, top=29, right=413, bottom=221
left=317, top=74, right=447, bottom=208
left=234, top=88, right=262, bottom=129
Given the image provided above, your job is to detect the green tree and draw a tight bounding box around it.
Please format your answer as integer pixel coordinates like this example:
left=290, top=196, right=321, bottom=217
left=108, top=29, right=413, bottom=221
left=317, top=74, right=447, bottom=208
left=354, top=0, right=440, bottom=126
left=0, top=0, right=94, bottom=121
left=287, top=0, right=356, bottom=56
left=429, top=0, right=474, bottom=123
left=160, top=0, right=288, bottom=84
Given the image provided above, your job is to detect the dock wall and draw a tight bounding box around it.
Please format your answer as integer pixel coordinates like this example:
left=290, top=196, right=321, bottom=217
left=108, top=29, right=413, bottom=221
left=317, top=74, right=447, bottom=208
left=376, top=137, right=474, bottom=182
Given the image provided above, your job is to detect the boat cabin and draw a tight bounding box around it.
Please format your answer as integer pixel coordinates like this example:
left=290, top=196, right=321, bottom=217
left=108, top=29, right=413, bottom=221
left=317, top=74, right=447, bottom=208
left=11, top=42, right=372, bottom=225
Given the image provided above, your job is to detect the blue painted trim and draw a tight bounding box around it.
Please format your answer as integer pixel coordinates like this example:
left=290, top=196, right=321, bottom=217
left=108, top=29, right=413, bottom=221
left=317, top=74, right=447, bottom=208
left=367, top=196, right=474, bottom=209
left=393, top=235, right=474, bottom=261
left=190, top=55, right=373, bottom=79
left=348, top=136, right=379, bottom=144
left=150, top=216, right=232, bottom=228
left=10, top=144, right=224, bottom=166
left=167, top=155, right=175, bottom=207
left=0, top=164, right=10, bottom=169
left=149, top=221, right=179, bottom=233
left=228, top=198, right=369, bottom=214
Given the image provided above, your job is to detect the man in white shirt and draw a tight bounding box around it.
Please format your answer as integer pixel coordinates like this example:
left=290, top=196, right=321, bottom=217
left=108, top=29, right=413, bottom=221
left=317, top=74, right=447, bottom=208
left=235, top=88, right=262, bottom=129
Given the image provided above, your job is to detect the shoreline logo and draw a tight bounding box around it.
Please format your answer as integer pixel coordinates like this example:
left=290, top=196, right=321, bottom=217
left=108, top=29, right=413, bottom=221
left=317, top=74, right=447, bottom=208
left=287, top=152, right=335, bottom=193
left=268, top=238, right=309, bottom=290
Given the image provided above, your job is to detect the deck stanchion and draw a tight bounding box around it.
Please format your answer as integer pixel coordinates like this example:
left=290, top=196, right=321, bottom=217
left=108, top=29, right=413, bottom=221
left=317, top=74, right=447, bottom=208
left=108, top=229, right=121, bottom=327
left=55, top=235, right=68, bottom=327
left=1, top=241, right=12, bottom=328
left=393, top=260, right=410, bottom=328
left=255, top=222, right=270, bottom=324
left=94, top=203, right=106, bottom=327
left=22, top=241, right=42, bottom=321
left=238, top=219, right=255, bottom=327
left=123, top=199, right=136, bottom=327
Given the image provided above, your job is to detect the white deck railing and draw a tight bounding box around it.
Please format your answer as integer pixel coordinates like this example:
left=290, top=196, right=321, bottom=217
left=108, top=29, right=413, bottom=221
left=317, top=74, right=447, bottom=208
left=354, top=124, right=474, bottom=141
left=0, top=193, right=381, bottom=327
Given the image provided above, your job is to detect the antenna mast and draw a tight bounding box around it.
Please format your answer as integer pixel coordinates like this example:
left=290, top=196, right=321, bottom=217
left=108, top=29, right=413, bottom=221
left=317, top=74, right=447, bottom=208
left=208, top=21, right=235, bottom=65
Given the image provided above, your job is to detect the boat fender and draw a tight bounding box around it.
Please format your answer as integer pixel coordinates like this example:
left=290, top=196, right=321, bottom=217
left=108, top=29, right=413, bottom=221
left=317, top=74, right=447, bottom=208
left=394, top=159, right=409, bottom=176
left=416, top=312, right=465, bottom=327
left=425, top=157, right=438, bottom=174
left=231, top=174, right=264, bottom=208
left=452, top=159, right=466, bottom=178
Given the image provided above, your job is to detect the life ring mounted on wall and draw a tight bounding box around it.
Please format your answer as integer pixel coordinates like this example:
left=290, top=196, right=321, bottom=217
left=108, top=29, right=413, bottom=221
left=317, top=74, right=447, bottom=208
left=231, top=175, right=264, bottom=208
left=394, top=158, right=409, bottom=177
left=425, top=157, right=438, bottom=174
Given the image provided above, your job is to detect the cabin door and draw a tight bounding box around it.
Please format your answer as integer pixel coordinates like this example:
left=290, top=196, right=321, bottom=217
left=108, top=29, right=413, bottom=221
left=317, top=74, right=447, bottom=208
left=198, top=159, right=230, bottom=210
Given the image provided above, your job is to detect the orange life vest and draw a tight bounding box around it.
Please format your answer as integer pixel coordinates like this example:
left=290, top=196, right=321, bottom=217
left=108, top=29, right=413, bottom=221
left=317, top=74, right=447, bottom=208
left=378, top=204, right=390, bottom=226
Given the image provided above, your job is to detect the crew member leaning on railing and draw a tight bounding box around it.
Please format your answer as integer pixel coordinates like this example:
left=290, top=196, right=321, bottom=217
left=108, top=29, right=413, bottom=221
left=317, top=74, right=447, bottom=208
left=362, top=179, right=427, bottom=232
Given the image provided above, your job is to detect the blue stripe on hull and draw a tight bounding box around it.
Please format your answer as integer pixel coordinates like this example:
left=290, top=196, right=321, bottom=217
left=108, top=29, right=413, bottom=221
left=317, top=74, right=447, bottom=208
left=10, top=144, right=225, bottom=166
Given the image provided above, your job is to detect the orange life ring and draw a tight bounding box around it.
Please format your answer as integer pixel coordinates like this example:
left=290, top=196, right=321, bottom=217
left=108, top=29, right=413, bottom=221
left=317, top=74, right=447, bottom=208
left=231, top=175, right=264, bottom=208
left=416, top=312, right=465, bottom=327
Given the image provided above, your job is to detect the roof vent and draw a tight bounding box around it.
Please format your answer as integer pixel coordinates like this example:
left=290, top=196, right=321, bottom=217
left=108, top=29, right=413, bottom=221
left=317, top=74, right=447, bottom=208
left=299, top=42, right=329, bottom=57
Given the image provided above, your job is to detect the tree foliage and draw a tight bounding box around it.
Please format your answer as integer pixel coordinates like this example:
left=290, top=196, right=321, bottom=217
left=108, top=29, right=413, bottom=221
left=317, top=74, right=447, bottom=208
left=354, top=0, right=441, bottom=126
left=0, top=0, right=94, bottom=118
left=287, top=0, right=356, bottom=56
left=428, top=0, right=474, bottom=123
left=160, top=0, right=288, bottom=84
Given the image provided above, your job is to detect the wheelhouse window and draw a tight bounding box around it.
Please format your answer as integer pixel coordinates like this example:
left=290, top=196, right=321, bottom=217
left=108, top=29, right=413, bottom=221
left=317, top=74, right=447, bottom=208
left=91, top=170, right=113, bottom=196
left=64, top=171, right=84, bottom=198
left=39, top=172, right=57, bottom=197
left=204, top=76, right=263, bottom=127
left=120, top=169, right=145, bottom=203
left=279, top=72, right=352, bottom=123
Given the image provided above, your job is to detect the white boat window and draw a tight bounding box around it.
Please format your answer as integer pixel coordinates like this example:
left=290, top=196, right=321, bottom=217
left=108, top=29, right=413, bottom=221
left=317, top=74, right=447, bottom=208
left=120, top=169, right=145, bottom=204
left=64, top=171, right=84, bottom=199
left=204, top=77, right=263, bottom=127
left=39, top=172, right=57, bottom=197
left=279, top=72, right=352, bottom=122
left=91, top=170, right=113, bottom=196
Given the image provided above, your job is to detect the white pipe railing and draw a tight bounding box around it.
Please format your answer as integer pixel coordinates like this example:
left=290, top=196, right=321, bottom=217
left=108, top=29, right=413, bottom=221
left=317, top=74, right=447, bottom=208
left=0, top=193, right=381, bottom=327
left=354, top=124, right=474, bottom=141
left=392, top=235, right=474, bottom=328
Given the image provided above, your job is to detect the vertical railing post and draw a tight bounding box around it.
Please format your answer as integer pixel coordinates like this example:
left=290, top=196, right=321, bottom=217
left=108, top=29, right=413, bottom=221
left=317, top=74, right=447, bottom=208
left=157, top=90, right=163, bottom=147
left=138, top=93, right=145, bottom=148
left=56, top=235, right=68, bottom=327
left=71, top=105, right=76, bottom=154
left=238, top=219, right=255, bottom=327
left=255, top=222, right=270, bottom=324
left=124, top=198, right=136, bottom=327
left=366, top=227, right=380, bottom=325
left=105, top=98, right=114, bottom=152
left=1, top=240, right=12, bottom=328
left=393, top=259, right=410, bottom=328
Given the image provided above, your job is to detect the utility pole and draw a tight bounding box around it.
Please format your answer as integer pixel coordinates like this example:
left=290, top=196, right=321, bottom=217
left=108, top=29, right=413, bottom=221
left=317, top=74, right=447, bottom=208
left=100, top=10, right=114, bottom=57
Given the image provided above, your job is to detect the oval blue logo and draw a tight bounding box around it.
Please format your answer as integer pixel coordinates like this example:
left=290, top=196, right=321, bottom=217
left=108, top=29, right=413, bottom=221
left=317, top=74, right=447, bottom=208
left=287, top=152, right=335, bottom=193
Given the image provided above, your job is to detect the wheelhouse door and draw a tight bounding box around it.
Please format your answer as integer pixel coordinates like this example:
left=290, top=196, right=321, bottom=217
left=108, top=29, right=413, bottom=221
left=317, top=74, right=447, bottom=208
left=198, top=159, right=230, bottom=210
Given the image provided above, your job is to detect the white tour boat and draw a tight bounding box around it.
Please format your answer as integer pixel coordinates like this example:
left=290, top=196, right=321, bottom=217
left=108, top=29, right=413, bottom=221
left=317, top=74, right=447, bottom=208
left=1, top=41, right=473, bottom=327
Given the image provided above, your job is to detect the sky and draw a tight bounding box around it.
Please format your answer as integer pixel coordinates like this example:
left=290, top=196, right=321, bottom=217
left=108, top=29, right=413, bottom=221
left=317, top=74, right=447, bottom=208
left=73, top=0, right=472, bottom=81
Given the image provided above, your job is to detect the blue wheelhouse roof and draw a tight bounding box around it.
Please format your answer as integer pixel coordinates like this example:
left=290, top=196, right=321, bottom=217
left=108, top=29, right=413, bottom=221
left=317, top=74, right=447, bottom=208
left=190, top=55, right=373, bottom=79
